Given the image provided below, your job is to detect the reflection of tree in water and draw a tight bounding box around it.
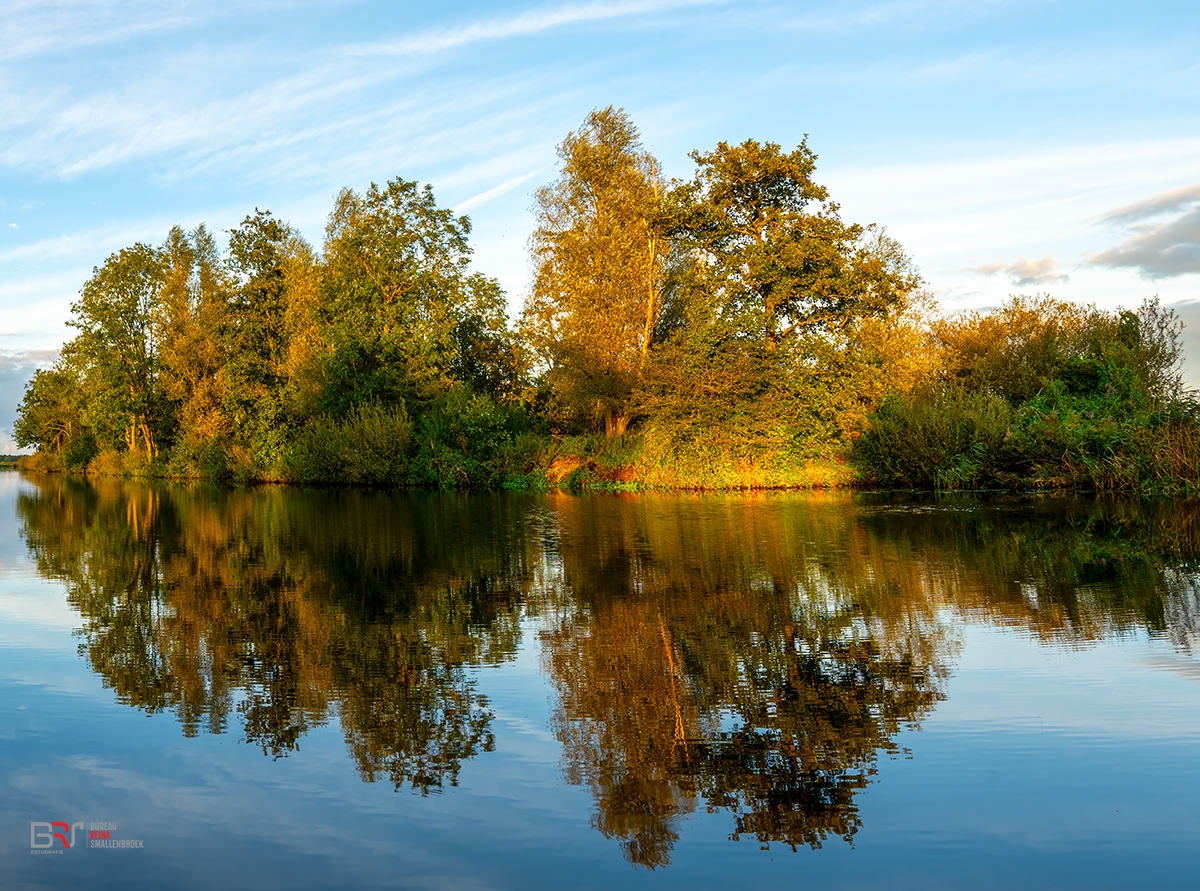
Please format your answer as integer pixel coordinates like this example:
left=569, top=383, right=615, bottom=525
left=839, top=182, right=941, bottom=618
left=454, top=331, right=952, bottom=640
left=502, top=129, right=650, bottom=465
left=17, top=477, right=537, bottom=792
left=539, top=491, right=1200, bottom=868
left=541, top=493, right=952, bottom=868
left=19, top=478, right=1200, bottom=866
left=853, top=493, right=1200, bottom=646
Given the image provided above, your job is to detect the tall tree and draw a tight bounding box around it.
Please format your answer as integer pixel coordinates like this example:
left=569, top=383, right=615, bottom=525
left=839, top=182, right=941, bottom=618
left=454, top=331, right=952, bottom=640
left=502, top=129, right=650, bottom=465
left=523, top=106, right=667, bottom=437
left=317, top=177, right=510, bottom=414
left=221, top=210, right=321, bottom=471
left=158, top=224, right=230, bottom=446
left=62, top=243, right=166, bottom=459
left=664, top=139, right=918, bottom=346
left=222, top=211, right=293, bottom=460
left=642, top=139, right=922, bottom=458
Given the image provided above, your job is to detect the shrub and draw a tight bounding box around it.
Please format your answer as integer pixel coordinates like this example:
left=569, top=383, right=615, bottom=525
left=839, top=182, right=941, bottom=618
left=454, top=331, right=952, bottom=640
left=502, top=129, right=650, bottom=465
left=410, top=389, right=518, bottom=489
left=853, top=384, right=1012, bottom=488
left=16, top=451, right=62, bottom=473
left=289, top=401, right=412, bottom=485
left=167, top=436, right=231, bottom=480
left=86, top=449, right=126, bottom=478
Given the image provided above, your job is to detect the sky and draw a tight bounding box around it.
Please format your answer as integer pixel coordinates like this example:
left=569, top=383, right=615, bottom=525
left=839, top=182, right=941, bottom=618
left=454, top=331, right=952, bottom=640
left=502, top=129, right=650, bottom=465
left=1, top=0, right=1198, bottom=451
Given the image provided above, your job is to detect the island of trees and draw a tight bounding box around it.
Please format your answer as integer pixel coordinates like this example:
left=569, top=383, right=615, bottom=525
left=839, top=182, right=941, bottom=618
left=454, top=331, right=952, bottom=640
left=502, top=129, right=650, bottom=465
left=15, top=108, right=1200, bottom=494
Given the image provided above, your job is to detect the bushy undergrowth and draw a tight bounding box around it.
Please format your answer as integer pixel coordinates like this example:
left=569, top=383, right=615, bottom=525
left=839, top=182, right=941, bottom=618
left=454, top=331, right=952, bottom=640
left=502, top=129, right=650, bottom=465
left=853, top=297, right=1200, bottom=495
left=853, top=385, right=1011, bottom=489
left=167, top=435, right=231, bottom=480
left=289, top=401, right=413, bottom=485
left=409, top=390, right=512, bottom=488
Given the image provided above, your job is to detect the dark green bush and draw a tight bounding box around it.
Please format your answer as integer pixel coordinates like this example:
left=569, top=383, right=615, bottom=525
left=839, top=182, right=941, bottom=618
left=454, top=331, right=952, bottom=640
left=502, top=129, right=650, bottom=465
left=289, top=401, right=412, bottom=485
left=409, top=389, right=519, bottom=488
left=852, top=384, right=1012, bottom=488
left=167, top=436, right=231, bottom=480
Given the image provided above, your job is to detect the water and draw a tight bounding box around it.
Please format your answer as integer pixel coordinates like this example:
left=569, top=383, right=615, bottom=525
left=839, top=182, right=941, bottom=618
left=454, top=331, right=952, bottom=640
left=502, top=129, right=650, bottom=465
left=2, top=473, right=1198, bottom=889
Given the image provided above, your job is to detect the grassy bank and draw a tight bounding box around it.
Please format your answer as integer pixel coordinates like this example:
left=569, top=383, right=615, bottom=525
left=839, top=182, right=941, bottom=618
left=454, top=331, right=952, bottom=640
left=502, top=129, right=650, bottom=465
left=17, top=430, right=861, bottom=493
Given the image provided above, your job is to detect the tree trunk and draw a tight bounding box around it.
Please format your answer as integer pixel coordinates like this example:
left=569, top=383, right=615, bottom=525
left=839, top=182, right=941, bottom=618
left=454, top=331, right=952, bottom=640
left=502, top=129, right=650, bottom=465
left=605, top=408, right=629, bottom=438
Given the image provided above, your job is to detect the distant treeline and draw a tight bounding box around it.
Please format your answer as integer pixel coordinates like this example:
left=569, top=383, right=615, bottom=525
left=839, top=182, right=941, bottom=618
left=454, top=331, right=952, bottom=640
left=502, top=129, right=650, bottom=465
left=15, top=107, right=1200, bottom=492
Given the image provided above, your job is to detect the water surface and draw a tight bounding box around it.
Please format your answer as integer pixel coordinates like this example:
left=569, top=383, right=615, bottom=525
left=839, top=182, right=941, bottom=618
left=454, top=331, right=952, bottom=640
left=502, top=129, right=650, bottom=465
left=2, top=474, right=1198, bottom=889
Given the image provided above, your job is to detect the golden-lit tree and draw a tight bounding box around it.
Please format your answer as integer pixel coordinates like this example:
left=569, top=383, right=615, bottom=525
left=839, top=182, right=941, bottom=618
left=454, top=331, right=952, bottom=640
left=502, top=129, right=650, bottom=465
left=157, top=224, right=231, bottom=456
left=523, top=106, right=668, bottom=436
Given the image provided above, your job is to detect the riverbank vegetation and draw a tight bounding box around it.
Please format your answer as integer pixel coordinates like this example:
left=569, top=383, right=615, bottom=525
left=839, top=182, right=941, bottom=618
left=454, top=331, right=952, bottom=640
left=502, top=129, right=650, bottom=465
left=14, top=107, right=1198, bottom=492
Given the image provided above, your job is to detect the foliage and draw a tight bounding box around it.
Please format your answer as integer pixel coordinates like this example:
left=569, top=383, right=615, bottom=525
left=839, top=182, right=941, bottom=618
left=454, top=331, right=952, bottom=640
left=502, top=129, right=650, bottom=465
left=662, top=139, right=920, bottom=345
left=317, top=177, right=513, bottom=416
left=638, top=138, right=924, bottom=466
left=62, top=243, right=168, bottom=458
left=288, top=401, right=413, bottom=485
left=14, top=366, right=95, bottom=467
left=523, top=107, right=668, bottom=436
left=13, top=111, right=1196, bottom=496
left=409, top=389, right=523, bottom=489
left=854, top=295, right=1200, bottom=493
left=853, top=384, right=1013, bottom=489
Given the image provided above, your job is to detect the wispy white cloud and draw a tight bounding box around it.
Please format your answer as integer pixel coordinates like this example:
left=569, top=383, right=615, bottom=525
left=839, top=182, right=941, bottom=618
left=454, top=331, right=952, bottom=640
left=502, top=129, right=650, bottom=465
left=1101, top=182, right=1200, bottom=225
left=455, top=168, right=545, bottom=213
left=786, top=38, right=1200, bottom=94
left=5, top=56, right=393, bottom=180
left=2, top=0, right=215, bottom=59
left=784, top=0, right=1025, bottom=34
left=0, top=221, right=176, bottom=265
left=345, top=0, right=726, bottom=57
left=0, top=27, right=576, bottom=189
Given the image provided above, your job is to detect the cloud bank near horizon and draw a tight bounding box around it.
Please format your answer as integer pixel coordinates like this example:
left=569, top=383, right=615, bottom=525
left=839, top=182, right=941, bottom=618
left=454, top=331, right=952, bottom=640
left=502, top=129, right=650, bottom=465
left=1088, top=182, right=1200, bottom=280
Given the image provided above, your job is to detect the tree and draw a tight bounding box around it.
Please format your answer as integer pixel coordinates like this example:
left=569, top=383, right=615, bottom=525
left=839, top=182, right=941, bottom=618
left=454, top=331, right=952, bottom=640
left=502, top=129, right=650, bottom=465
left=523, top=106, right=668, bottom=437
left=157, top=224, right=231, bottom=448
left=13, top=365, right=90, bottom=463
left=62, top=243, right=166, bottom=459
left=221, top=210, right=299, bottom=468
left=317, top=177, right=511, bottom=416
left=639, top=139, right=922, bottom=459
left=663, top=139, right=919, bottom=346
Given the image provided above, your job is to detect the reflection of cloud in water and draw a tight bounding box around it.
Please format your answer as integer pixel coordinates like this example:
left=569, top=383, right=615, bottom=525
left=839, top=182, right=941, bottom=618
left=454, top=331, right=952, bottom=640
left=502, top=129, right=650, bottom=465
left=0, top=585, right=80, bottom=631
left=1162, top=569, right=1200, bottom=651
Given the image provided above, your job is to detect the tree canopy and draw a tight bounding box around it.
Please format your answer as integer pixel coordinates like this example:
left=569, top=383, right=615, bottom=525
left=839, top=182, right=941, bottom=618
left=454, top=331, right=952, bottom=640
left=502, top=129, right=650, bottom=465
left=523, top=106, right=668, bottom=436
left=664, top=138, right=919, bottom=345
left=18, top=108, right=1190, bottom=494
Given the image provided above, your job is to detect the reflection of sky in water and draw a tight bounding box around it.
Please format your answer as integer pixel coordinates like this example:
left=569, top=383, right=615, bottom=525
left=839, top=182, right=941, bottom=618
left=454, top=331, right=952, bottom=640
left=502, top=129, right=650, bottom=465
left=1, top=479, right=1199, bottom=889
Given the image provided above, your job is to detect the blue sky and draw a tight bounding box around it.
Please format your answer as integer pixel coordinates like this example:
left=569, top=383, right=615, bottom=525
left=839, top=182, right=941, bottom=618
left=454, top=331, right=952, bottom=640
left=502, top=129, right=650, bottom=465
left=1, top=0, right=1198, bottom=449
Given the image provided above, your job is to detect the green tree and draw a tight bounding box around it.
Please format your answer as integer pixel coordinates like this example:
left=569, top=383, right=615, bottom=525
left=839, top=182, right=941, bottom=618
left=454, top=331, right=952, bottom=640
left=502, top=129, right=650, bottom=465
left=664, top=139, right=918, bottom=346
left=13, top=364, right=91, bottom=465
left=317, top=177, right=511, bottom=415
left=221, top=210, right=300, bottom=470
left=62, top=243, right=167, bottom=459
left=523, top=107, right=668, bottom=436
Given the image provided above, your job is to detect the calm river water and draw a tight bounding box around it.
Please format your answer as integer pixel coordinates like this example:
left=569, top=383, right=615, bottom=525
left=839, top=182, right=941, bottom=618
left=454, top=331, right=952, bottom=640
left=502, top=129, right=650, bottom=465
left=2, top=473, right=1198, bottom=889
